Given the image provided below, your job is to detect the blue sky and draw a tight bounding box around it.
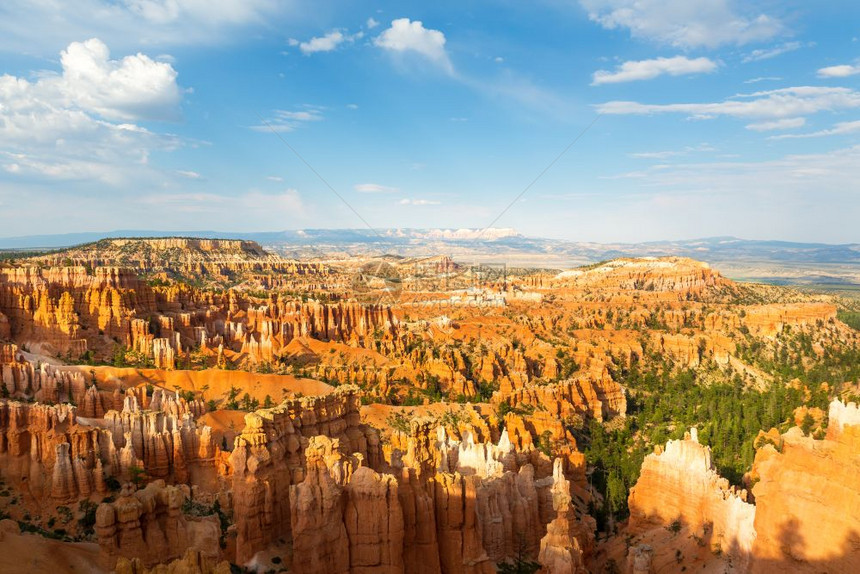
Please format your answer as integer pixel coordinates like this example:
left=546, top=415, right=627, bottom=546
left=1, top=0, right=859, bottom=243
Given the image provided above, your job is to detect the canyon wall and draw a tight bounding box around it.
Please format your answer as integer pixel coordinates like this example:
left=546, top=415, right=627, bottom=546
left=627, top=428, right=756, bottom=565
left=616, top=401, right=860, bottom=573
left=229, top=387, right=593, bottom=573
left=748, top=399, right=860, bottom=573
left=0, top=265, right=397, bottom=368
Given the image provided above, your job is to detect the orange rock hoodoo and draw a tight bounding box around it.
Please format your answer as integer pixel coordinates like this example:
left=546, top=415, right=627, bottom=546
left=1, top=253, right=856, bottom=574
left=0, top=265, right=397, bottom=368
left=613, top=400, right=860, bottom=573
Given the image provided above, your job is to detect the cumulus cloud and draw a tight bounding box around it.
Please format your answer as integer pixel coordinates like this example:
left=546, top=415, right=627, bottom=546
left=374, top=18, right=452, bottom=73
left=300, top=31, right=346, bottom=54
left=59, top=38, right=182, bottom=121
left=817, top=64, right=860, bottom=78
left=745, top=117, right=806, bottom=131
left=366, top=17, right=379, bottom=29
left=597, top=86, right=860, bottom=120
left=592, top=56, right=717, bottom=85
left=580, top=0, right=782, bottom=49
left=0, top=38, right=183, bottom=185
left=355, top=183, right=399, bottom=193
left=297, top=29, right=364, bottom=55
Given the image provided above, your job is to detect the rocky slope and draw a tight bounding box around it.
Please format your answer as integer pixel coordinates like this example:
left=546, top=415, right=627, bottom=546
left=748, top=399, right=860, bottom=572
left=597, top=399, right=860, bottom=573
left=0, top=251, right=857, bottom=574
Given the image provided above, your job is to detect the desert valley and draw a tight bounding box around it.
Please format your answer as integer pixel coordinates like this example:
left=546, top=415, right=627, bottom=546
left=3, top=2, right=860, bottom=572
left=0, top=237, right=856, bottom=573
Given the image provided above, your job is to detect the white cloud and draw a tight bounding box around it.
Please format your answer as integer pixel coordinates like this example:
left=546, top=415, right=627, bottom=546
left=355, top=183, right=399, bottom=193
left=745, top=117, right=805, bottom=131
left=252, top=107, right=324, bottom=132
left=0, top=39, right=182, bottom=186
left=592, top=56, right=717, bottom=85
left=266, top=175, right=284, bottom=182
left=175, top=169, right=201, bottom=178
left=58, top=38, right=181, bottom=121
left=399, top=198, right=440, bottom=205
left=817, top=64, right=860, bottom=78
left=769, top=120, right=860, bottom=140
left=580, top=0, right=782, bottom=49
left=346, top=103, right=359, bottom=110
left=744, top=76, right=781, bottom=84
left=598, top=86, right=860, bottom=120
left=742, top=41, right=802, bottom=63
left=366, top=17, right=379, bottom=29
left=299, top=31, right=346, bottom=54
left=630, top=143, right=715, bottom=159
left=0, top=0, right=284, bottom=54
left=374, top=18, right=452, bottom=73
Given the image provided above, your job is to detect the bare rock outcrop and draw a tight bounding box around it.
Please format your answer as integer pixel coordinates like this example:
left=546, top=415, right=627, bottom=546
left=627, top=428, right=756, bottom=564
left=749, top=399, right=860, bottom=573
left=96, top=481, right=221, bottom=569
left=230, top=385, right=380, bottom=564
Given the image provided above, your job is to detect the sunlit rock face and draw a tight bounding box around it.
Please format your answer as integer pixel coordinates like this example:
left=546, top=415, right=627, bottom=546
left=627, top=428, right=756, bottom=566
left=616, top=404, right=860, bottom=574
left=748, top=399, right=860, bottom=573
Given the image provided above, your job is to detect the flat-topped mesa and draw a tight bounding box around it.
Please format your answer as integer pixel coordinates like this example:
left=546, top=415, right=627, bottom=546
left=26, top=238, right=331, bottom=284
left=749, top=402, right=860, bottom=572
left=627, top=428, right=756, bottom=563
left=553, top=257, right=726, bottom=294
left=113, top=237, right=267, bottom=255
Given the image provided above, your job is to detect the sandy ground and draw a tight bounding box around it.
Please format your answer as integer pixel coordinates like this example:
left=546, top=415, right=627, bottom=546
left=64, top=366, right=334, bottom=404
left=198, top=409, right=250, bottom=448
left=0, top=520, right=104, bottom=574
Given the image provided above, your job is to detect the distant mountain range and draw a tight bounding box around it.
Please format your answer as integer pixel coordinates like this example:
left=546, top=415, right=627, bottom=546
left=2, top=228, right=859, bottom=289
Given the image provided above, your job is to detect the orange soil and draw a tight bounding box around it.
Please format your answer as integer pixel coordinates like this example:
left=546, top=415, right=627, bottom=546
left=66, top=365, right=334, bottom=403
